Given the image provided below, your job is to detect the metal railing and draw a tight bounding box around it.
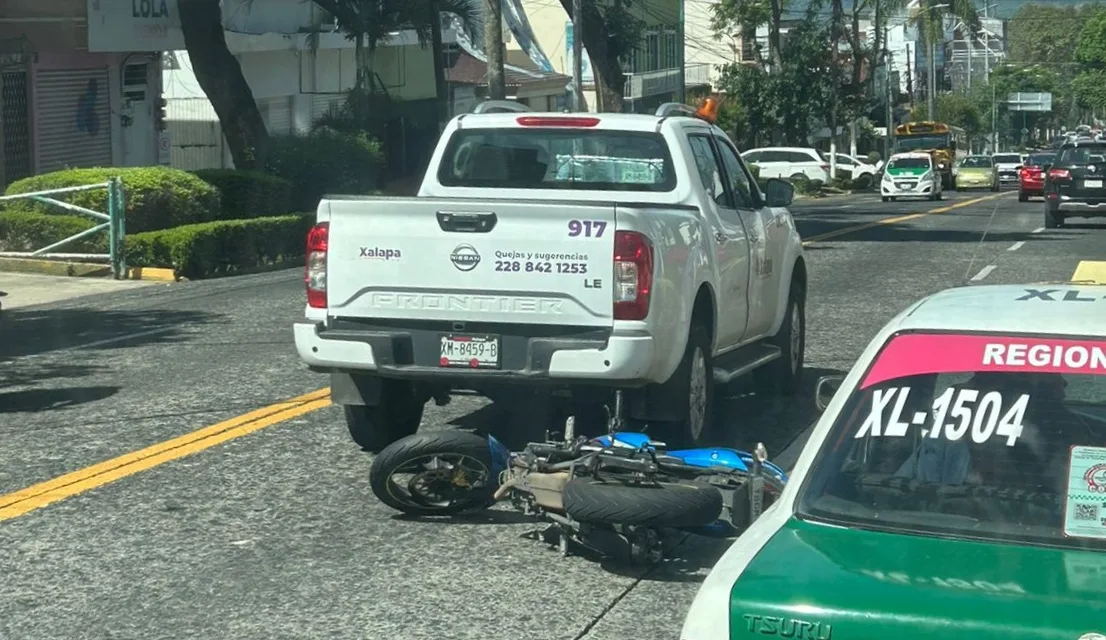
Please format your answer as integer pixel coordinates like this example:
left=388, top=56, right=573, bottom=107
left=0, top=177, right=126, bottom=278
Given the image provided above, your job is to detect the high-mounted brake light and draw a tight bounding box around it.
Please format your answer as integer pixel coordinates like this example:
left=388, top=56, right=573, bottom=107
left=305, top=222, right=329, bottom=309
left=1048, top=168, right=1071, bottom=181
left=516, top=116, right=600, bottom=127
left=613, top=231, right=653, bottom=321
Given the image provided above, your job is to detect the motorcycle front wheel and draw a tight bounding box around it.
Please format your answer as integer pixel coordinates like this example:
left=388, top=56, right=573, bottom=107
left=369, top=430, right=498, bottom=516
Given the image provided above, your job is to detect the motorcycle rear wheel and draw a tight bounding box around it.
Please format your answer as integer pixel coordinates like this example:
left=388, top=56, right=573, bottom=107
left=562, top=477, right=723, bottom=528
left=369, top=430, right=497, bottom=516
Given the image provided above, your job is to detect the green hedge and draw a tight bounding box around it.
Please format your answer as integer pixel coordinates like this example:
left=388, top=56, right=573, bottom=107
left=3, top=167, right=219, bottom=233
left=191, top=169, right=294, bottom=220
left=126, top=214, right=313, bottom=279
left=0, top=210, right=104, bottom=253
left=267, top=130, right=384, bottom=211
left=0, top=209, right=311, bottom=280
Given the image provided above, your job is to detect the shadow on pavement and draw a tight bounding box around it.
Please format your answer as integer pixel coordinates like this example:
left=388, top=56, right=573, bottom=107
left=0, top=362, right=108, bottom=387
left=0, top=385, right=120, bottom=413
left=0, top=307, right=223, bottom=360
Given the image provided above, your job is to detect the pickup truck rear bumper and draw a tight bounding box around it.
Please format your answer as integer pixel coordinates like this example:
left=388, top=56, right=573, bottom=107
left=293, top=321, right=655, bottom=382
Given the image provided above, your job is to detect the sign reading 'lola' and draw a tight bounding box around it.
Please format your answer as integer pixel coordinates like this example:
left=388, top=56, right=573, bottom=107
left=132, top=0, right=170, bottom=18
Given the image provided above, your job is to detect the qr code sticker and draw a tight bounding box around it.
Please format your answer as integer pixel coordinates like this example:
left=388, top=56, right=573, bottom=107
left=1074, top=504, right=1099, bottom=521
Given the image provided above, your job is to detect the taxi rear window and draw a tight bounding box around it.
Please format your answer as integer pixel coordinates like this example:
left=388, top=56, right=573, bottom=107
left=436, top=129, right=676, bottom=191
left=798, top=332, right=1106, bottom=550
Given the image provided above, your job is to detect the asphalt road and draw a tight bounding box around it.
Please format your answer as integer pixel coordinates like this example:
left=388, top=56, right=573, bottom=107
left=0, top=188, right=1102, bottom=640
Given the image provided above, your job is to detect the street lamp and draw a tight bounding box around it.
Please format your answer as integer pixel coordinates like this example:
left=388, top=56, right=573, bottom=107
left=911, top=2, right=949, bottom=120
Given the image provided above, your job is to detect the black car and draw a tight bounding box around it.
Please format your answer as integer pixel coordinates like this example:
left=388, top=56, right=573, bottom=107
left=1043, top=139, right=1106, bottom=228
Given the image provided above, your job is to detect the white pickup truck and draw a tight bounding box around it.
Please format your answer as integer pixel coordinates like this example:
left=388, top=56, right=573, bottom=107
left=294, top=101, right=808, bottom=452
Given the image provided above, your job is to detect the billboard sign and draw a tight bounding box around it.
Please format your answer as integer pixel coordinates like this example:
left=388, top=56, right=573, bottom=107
left=565, top=22, right=594, bottom=85
left=1006, top=92, right=1053, bottom=112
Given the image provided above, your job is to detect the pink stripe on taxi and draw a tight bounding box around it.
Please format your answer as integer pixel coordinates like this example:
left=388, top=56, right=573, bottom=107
left=861, top=334, right=1106, bottom=389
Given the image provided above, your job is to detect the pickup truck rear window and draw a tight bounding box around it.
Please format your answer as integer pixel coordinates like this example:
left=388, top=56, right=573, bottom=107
left=437, top=129, right=676, bottom=191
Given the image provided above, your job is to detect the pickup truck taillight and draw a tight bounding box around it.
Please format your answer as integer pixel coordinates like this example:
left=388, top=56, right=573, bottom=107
left=1048, top=168, right=1071, bottom=182
left=613, top=231, right=653, bottom=321
left=305, top=222, right=329, bottom=308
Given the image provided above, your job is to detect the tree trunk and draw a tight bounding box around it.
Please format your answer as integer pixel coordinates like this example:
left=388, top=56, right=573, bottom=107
left=559, top=0, right=626, bottom=112
left=178, top=0, right=268, bottom=170
left=429, top=5, right=449, bottom=128
left=484, top=0, right=506, bottom=99
left=768, top=0, right=783, bottom=73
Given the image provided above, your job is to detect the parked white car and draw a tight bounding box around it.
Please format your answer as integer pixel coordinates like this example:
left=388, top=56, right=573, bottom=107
left=741, top=147, right=831, bottom=182
left=823, top=152, right=877, bottom=182
left=294, top=100, right=809, bottom=453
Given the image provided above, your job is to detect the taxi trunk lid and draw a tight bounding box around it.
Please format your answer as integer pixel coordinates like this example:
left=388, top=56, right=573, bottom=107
left=729, top=518, right=1106, bottom=640
left=322, top=196, right=617, bottom=327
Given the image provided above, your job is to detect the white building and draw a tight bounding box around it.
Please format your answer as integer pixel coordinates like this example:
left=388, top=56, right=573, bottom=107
left=152, top=0, right=444, bottom=170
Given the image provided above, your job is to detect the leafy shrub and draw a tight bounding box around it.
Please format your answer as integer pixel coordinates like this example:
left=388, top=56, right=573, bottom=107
left=0, top=210, right=104, bottom=253
left=266, top=130, right=384, bottom=212
left=126, top=214, right=313, bottom=280
left=3, top=166, right=219, bottom=233
left=192, top=169, right=294, bottom=220
left=788, top=175, right=824, bottom=195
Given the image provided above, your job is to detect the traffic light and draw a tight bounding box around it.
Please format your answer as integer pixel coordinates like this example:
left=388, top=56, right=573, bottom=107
left=155, top=97, right=167, bottom=131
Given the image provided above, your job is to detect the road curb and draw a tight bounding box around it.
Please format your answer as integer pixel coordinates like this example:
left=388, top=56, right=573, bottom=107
left=0, top=257, right=177, bottom=281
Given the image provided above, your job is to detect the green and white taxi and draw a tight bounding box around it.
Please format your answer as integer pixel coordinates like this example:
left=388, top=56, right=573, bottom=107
left=880, top=152, right=943, bottom=202
left=681, top=283, right=1106, bottom=640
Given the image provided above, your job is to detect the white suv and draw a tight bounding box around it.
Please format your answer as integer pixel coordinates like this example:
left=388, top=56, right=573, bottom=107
left=741, top=147, right=831, bottom=182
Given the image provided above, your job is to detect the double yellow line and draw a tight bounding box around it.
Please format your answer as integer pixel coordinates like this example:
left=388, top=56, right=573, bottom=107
left=802, top=192, right=1008, bottom=246
left=0, top=389, right=330, bottom=522
left=0, top=191, right=1012, bottom=524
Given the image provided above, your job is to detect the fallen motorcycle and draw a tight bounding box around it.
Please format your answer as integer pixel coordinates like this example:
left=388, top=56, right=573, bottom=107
left=368, top=418, right=788, bottom=565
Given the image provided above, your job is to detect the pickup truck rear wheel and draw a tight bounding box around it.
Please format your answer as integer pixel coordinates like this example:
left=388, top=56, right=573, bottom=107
left=753, top=282, right=806, bottom=397
left=344, top=380, right=426, bottom=453
left=653, top=324, right=714, bottom=448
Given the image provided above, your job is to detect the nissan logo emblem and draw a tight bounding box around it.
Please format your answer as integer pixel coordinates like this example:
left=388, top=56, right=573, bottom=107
left=450, top=244, right=481, bottom=271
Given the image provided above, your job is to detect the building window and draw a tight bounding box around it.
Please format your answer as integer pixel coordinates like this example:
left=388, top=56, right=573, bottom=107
left=664, top=27, right=678, bottom=69
left=740, top=23, right=756, bottom=62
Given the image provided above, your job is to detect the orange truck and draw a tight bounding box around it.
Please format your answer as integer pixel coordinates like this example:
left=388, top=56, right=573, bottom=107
left=893, top=121, right=968, bottom=189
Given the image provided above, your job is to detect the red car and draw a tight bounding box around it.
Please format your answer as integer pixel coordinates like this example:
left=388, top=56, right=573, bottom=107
left=1018, top=152, right=1056, bottom=201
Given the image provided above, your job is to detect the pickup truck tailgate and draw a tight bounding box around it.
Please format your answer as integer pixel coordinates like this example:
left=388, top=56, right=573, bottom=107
left=326, top=197, right=616, bottom=327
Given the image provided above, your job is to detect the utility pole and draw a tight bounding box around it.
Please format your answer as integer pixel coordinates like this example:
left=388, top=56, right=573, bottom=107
left=927, top=38, right=936, bottom=120
left=571, top=0, right=584, bottom=111
left=966, top=24, right=972, bottom=90
left=886, top=26, right=895, bottom=160
left=483, top=0, right=506, bottom=100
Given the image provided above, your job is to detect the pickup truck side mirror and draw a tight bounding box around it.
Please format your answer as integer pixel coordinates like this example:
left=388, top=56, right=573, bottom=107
left=814, top=375, right=846, bottom=412
left=764, top=178, right=794, bottom=207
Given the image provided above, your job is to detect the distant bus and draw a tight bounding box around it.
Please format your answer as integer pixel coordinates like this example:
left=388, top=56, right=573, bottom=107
left=893, top=121, right=968, bottom=188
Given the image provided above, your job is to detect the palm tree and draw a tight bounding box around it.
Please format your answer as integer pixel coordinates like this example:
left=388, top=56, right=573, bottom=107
left=906, top=0, right=980, bottom=116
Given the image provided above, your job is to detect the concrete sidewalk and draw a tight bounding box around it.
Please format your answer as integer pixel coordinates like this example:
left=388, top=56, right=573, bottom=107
left=0, top=272, right=158, bottom=310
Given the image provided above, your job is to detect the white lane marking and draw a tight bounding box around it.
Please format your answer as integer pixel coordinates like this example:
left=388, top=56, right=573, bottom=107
left=970, top=265, right=997, bottom=281
left=1, top=326, right=177, bottom=364
left=1008, top=241, right=1026, bottom=251
left=1031, top=227, right=1045, bottom=234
